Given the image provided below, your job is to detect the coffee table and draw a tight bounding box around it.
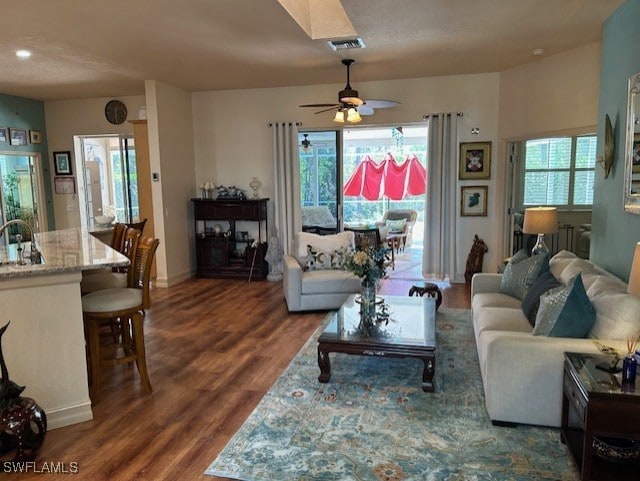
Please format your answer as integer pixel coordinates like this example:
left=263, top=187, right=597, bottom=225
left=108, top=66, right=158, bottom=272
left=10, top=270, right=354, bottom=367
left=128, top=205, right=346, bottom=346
left=317, top=295, right=437, bottom=392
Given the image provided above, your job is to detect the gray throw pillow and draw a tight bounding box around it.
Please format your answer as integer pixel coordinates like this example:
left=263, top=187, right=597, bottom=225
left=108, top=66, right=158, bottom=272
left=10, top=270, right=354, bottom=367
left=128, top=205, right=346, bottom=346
left=532, top=273, right=596, bottom=338
left=521, top=271, right=562, bottom=326
left=501, top=249, right=549, bottom=300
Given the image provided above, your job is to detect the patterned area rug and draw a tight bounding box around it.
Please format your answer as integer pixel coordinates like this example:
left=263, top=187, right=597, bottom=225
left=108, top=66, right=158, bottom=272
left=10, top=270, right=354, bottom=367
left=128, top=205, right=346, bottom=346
left=205, top=308, right=578, bottom=480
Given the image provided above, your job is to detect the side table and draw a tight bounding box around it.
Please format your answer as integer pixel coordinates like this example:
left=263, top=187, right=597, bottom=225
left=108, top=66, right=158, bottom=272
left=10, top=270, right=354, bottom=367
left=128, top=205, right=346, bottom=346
left=561, top=352, right=640, bottom=480
left=408, top=282, right=442, bottom=310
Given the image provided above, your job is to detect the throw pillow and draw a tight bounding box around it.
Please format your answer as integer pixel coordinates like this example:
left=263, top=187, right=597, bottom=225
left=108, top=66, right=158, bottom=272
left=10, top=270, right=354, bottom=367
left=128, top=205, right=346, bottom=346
left=532, top=273, right=596, bottom=338
left=521, top=271, right=561, bottom=326
left=305, top=245, right=332, bottom=271
left=385, top=218, right=406, bottom=233
left=500, top=249, right=549, bottom=300
left=330, top=246, right=350, bottom=269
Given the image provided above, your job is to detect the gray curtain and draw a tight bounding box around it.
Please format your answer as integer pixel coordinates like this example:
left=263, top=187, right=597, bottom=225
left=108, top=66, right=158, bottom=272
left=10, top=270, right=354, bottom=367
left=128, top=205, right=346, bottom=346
left=271, top=122, right=301, bottom=256
left=422, top=113, right=460, bottom=280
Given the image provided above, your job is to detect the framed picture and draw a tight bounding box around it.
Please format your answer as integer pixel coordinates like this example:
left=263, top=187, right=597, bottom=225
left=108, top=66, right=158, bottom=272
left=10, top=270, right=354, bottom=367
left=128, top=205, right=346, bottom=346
left=459, top=141, right=491, bottom=179
left=29, top=130, right=42, bottom=144
left=633, top=133, right=640, bottom=174
left=9, top=128, right=27, bottom=146
left=53, top=151, right=73, bottom=175
left=0, top=128, right=6, bottom=142
left=54, top=176, right=76, bottom=194
left=460, top=185, right=488, bottom=217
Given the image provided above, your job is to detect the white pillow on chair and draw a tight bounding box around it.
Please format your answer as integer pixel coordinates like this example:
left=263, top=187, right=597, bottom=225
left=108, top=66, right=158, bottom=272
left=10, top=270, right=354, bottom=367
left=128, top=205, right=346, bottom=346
left=294, top=231, right=355, bottom=267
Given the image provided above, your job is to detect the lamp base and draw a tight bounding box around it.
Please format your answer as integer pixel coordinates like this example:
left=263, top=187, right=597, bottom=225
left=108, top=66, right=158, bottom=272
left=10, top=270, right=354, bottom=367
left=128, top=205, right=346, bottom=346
left=531, top=234, right=549, bottom=257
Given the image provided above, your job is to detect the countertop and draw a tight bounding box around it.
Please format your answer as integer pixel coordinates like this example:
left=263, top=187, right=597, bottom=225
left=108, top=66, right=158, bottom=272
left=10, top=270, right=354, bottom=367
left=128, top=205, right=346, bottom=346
left=0, top=228, right=129, bottom=279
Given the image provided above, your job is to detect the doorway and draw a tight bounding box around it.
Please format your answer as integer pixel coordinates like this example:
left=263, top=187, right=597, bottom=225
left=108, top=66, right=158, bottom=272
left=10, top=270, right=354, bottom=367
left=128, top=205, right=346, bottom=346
left=75, top=135, right=140, bottom=231
left=0, top=152, right=45, bottom=244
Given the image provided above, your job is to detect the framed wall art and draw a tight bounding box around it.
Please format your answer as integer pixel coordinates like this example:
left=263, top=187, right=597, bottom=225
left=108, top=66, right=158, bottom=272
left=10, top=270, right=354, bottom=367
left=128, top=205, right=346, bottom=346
left=9, top=128, right=27, bottom=146
left=0, top=128, right=6, bottom=142
left=633, top=133, right=640, bottom=174
left=53, top=151, right=73, bottom=175
left=54, top=176, right=76, bottom=195
left=29, top=130, right=42, bottom=144
left=459, top=141, right=491, bottom=179
left=460, top=185, right=488, bottom=217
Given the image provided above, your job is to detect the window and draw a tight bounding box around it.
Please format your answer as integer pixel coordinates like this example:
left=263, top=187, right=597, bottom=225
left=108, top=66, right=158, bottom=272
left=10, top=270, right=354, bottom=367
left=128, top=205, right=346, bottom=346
left=522, top=135, right=596, bottom=208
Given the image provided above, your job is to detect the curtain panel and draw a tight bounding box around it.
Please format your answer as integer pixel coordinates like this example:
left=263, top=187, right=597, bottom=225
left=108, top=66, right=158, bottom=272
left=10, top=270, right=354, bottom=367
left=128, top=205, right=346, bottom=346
left=271, top=122, right=301, bottom=256
left=423, top=113, right=460, bottom=280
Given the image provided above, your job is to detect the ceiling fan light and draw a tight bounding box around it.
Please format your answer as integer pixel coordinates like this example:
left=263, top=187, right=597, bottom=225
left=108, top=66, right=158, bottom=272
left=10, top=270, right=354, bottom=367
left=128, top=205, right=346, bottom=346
left=346, top=108, right=361, bottom=123
left=333, top=110, right=345, bottom=123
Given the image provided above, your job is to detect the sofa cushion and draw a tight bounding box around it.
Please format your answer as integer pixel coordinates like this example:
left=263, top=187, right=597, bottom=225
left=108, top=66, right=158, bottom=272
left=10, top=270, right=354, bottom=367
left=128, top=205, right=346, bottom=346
left=301, top=269, right=361, bottom=295
left=475, top=307, right=532, bottom=338
left=472, top=292, right=523, bottom=312
left=533, top=274, right=596, bottom=338
left=305, top=245, right=333, bottom=270
left=587, top=276, right=640, bottom=341
left=385, top=218, right=406, bottom=233
left=521, top=271, right=561, bottom=326
left=501, top=249, right=548, bottom=300
left=294, top=231, right=355, bottom=266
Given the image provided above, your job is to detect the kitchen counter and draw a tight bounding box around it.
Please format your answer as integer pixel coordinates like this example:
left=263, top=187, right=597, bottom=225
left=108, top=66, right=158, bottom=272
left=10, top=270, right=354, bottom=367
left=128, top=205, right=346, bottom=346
left=0, top=228, right=129, bottom=429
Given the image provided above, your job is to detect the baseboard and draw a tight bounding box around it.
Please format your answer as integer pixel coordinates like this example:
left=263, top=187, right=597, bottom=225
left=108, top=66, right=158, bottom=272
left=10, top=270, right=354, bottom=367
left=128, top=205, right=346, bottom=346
left=154, top=269, right=194, bottom=288
left=47, top=402, right=93, bottom=430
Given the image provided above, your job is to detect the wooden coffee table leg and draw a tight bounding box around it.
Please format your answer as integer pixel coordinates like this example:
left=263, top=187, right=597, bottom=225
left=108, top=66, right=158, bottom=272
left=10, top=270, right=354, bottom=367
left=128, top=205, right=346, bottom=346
left=317, top=345, right=331, bottom=383
left=421, top=354, right=435, bottom=392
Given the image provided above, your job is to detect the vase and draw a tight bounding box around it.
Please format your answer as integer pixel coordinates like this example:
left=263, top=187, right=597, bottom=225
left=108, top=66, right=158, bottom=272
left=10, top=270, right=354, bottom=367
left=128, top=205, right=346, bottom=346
left=622, top=354, right=637, bottom=384
left=359, top=280, right=377, bottom=326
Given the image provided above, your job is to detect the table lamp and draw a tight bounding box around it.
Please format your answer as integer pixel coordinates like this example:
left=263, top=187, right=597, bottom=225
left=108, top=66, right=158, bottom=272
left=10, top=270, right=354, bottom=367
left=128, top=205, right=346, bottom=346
left=628, top=242, right=640, bottom=297
left=522, top=207, right=558, bottom=256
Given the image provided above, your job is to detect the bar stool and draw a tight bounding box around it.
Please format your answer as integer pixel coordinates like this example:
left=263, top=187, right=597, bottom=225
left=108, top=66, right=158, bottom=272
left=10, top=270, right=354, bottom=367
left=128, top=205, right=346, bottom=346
left=81, top=236, right=159, bottom=404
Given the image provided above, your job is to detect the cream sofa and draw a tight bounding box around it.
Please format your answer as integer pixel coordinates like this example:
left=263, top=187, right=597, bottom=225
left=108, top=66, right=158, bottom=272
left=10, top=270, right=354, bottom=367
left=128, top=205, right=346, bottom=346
left=471, top=250, right=639, bottom=427
left=283, top=231, right=361, bottom=312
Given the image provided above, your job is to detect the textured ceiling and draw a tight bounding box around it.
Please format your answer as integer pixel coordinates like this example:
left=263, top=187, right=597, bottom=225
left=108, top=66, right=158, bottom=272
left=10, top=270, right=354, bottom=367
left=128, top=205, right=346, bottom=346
left=0, top=0, right=623, bottom=100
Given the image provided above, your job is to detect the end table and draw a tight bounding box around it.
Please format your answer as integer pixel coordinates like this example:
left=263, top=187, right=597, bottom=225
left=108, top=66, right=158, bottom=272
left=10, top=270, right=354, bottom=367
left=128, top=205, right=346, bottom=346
left=561, top=352, right=640, bottom=480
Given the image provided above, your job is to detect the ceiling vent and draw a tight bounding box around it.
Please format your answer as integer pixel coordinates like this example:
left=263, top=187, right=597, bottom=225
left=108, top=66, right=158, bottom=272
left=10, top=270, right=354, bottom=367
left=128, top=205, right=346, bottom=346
left=327, top=38, right=365, bottom=51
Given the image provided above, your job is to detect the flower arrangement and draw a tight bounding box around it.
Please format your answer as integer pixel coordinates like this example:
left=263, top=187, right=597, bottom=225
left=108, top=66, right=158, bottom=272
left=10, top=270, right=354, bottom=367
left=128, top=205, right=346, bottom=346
left=345, top=246, right=389, bottom=286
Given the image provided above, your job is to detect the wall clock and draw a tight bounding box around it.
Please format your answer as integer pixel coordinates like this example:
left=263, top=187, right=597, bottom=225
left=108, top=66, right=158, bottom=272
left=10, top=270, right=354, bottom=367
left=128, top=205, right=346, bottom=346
left=104, top=100, right=127, bottom=125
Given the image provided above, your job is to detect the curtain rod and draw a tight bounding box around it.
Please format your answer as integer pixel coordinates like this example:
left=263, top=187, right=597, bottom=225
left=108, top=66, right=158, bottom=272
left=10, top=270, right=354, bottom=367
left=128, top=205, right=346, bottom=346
left=268, top=122, right=302, bottom=127
left=422, top=112, right=463, bottom=120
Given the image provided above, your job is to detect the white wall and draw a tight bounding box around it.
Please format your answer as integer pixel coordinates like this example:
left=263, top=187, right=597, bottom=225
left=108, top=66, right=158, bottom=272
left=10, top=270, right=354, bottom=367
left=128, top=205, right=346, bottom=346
left=44, top=95, right=146, bottom=228
left=192, top=73, right=501, bottom=282
left=145, top=80, right=196, bottom=287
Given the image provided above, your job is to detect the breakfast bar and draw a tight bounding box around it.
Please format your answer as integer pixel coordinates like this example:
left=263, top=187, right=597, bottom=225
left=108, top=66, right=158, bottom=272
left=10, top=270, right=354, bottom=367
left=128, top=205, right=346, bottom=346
left=0, top=228, right=128, bottom=429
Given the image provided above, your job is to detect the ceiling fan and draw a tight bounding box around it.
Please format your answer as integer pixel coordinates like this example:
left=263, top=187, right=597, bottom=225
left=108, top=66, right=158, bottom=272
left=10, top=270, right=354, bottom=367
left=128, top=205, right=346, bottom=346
left=299, top=59, right=400, bottom=123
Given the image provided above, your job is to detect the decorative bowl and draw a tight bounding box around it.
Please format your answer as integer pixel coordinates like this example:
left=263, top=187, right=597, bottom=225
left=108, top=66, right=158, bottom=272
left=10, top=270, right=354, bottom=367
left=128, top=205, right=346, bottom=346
left=95, top=215, right=115, bottom=226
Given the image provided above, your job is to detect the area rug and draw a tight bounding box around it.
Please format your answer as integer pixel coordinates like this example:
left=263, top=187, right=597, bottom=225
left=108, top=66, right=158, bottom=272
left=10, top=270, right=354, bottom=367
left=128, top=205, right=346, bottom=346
left=205, top=308, right=578, bottom=480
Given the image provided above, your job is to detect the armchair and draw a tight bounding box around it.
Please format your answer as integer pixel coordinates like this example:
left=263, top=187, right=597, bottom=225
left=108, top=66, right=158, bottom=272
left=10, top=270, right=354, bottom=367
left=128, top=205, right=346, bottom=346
left=375, top=209, right=418, bottom=248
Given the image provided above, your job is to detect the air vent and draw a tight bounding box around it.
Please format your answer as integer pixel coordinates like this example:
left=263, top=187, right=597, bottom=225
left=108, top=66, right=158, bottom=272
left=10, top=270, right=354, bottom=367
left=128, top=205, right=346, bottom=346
left=327, top=38, right=365, bottom=51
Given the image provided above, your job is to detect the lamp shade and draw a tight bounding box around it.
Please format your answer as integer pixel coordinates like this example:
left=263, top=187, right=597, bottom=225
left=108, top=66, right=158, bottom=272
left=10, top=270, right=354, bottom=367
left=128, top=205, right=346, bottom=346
left=522, top=207, right=558, bottom=234
left=628, top=242, right=640, bottom=296
left=346, top=107, right=361, bottom=123
left=333, top=110, right=345, bottom=123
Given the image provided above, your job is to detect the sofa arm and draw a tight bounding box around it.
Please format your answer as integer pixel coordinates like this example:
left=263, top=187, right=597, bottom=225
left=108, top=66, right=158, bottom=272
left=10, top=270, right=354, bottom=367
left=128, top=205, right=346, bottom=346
left=283, top=255, right=303, bottom=311
left=471, top=273, right=502, bottom=297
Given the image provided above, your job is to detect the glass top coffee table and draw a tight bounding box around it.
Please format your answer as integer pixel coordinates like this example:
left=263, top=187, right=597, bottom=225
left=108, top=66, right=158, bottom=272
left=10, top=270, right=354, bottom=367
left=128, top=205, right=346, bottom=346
left=317, top=295, right=437, bottom=392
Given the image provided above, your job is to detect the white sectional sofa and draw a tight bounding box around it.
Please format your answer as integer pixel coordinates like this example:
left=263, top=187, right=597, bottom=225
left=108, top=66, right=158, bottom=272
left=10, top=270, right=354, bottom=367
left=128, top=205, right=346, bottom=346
left=283, top=231, right=361, bottom=312
left=471, top=250, right=639, bottom=427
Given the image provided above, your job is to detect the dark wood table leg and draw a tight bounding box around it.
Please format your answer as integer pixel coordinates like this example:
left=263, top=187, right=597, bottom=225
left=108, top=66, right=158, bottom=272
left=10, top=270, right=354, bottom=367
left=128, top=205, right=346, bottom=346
left=421, top=354, right=435, bottom=392
left=318, top=345, right=331, bottom=383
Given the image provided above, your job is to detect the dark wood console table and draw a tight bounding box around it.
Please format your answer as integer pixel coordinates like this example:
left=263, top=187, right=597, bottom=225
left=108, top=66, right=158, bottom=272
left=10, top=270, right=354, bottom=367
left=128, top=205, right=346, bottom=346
left=561, top=352, right=640, bottom=480
left=191, top=198, right=269, bottom=280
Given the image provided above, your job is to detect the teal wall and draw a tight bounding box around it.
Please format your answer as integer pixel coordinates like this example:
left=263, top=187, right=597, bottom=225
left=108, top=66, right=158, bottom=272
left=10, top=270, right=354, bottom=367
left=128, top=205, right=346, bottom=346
left=592, top=0, right=640, bottom=280
left=0, top=94, right=54, bottom=229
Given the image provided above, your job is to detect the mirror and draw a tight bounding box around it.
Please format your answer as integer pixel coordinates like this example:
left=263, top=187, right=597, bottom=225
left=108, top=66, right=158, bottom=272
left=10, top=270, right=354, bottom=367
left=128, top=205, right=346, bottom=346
left=624, top=72, right=640, bottom=214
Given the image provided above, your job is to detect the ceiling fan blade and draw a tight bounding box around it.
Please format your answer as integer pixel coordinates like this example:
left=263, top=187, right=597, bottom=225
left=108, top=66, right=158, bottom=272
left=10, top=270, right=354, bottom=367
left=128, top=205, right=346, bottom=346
left=362, top=99, right=401, bottom=109
left=314, top=106, right=340, bottom=114
left=358, top=105, right=374, bottom=116
left=299, top=103, right=339, bottom=108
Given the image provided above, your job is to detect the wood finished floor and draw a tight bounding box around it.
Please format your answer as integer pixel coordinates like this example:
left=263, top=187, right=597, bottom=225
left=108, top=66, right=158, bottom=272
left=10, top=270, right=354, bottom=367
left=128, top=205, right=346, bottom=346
left=7, top=277, right=470, bottom=480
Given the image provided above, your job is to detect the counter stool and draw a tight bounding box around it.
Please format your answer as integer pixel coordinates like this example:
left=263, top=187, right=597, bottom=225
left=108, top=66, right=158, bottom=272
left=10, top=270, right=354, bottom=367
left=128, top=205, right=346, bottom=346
left=408, top=282, right=442, bottom=310
left=81, top=236, right=159, bottom=404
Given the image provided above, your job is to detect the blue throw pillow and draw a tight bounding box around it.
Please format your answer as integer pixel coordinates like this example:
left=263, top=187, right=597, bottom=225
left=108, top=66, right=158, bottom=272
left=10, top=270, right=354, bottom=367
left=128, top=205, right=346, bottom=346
left=532, top=273, right=596, bottom=338
left=500, top=249, right=549, bottom=300
left=521, top=271, right=561, bottom=327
